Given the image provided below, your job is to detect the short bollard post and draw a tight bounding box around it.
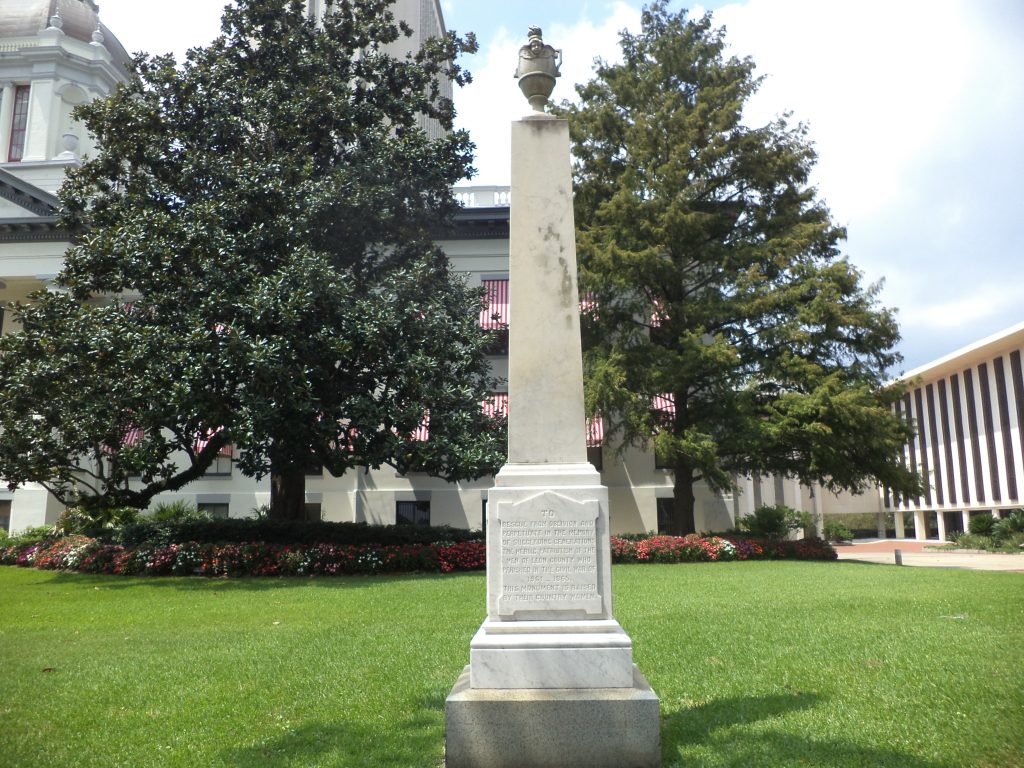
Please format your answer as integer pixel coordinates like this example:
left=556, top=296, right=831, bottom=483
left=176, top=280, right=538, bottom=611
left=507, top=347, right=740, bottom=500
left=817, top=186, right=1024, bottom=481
left=894, top=549, right=903, bottom=566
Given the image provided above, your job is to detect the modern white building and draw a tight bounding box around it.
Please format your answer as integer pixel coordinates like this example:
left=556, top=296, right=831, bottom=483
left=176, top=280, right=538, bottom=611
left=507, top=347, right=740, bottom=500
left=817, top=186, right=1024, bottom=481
left=884, top=322, right=1024, bottom=540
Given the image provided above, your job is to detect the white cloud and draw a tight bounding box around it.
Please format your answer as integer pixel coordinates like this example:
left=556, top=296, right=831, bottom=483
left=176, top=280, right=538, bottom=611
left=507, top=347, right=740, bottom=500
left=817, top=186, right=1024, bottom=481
left=98, top=0, right=228, bottom=61
left=709, top=0, right=972, bottom=221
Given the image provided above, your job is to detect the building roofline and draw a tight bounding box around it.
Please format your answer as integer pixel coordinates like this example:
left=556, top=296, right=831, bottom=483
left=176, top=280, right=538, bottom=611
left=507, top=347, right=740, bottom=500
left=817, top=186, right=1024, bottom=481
left=0, top=168, right=61, bottom=216
left=897, top=320, right=1024, bottom=383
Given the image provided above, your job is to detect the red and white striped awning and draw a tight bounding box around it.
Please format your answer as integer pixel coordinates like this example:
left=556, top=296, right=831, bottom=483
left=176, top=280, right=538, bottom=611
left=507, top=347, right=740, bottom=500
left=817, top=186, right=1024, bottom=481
left=483, top=392, right=508, bottom=418
left=586, top=414, right=604, bottom=449
left=480, top=279, right=509, bottom=330
left=123, top=427, right=145, bottom=446
left=102, top=426, right=144, bottom=455
left=411, top=411, right=430, bottom=442
left=652, top=394, right=675, bottom=416
left=194, top=427, right=233, bottom=456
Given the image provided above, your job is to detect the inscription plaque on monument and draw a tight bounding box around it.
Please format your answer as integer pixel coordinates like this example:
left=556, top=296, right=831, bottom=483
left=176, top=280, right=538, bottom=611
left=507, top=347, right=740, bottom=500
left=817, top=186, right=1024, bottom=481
left=496, top=491, right=602, bottom=616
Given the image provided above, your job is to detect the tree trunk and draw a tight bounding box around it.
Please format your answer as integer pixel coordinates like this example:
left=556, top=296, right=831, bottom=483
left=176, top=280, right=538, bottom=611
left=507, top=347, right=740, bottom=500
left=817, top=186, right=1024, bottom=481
left=269, top=466, right=306, bottom=521
left=670, top=458, right=698, bottom=536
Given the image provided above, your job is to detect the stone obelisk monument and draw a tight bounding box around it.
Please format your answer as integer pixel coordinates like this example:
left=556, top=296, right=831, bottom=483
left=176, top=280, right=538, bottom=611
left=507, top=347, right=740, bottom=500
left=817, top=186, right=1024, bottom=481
left=445, top=28, right=660, bottom=768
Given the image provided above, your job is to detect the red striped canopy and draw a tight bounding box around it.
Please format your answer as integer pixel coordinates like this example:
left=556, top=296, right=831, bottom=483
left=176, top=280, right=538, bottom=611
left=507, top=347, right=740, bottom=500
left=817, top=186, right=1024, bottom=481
left=479, top=279, right=509, bottom=330
left=123, top=427, right=145, bottom=446
left=652, top=394, right=675, bottom=416
left=411, top=411, right=430, bottom=442
left=194, top=427, right=233, bottom=456
left=483, top=392, right=508, bottom=418
left=586, top=414, right=604, bottom=448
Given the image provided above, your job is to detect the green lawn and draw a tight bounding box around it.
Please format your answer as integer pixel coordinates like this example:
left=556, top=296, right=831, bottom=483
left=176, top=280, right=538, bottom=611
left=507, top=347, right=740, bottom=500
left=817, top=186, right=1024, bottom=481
left=1, top=562, right=1020, bottom=768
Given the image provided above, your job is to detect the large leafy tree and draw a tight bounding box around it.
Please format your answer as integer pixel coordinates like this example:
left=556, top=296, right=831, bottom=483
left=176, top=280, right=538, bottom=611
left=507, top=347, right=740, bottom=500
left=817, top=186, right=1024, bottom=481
left=0, top=0, right=504, bottom=518
left=559, top=3, right=920, bottom=534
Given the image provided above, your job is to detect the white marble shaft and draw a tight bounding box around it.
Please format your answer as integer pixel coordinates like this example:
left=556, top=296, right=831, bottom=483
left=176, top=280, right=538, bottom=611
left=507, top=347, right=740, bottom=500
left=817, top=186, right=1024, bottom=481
left=506, top=114, right=588, bottom=465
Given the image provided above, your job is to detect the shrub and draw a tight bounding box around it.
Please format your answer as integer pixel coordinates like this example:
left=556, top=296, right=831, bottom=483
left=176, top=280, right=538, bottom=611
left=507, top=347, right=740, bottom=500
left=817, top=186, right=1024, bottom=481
left=149, top=500, right=212, bottom=523
left=3, top=525, right=55, bottom=546
left=738, top=505, right=808, bottom=539
left=823, top=519, right=854, bottom=543
left=969, top=513, right=997, bottom=536
left=56, top=505, right=140, bottom=536
left=992, top=509, right=1024, bottom=542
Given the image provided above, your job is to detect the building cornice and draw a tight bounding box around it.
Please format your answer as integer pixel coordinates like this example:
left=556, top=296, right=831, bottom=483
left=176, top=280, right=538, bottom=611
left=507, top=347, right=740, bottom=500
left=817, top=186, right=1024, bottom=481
left=0, top=215, right=68, bottom=242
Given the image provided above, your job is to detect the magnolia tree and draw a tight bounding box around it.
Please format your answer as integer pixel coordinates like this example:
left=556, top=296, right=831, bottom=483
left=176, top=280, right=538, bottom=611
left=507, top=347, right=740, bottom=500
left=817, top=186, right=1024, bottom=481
left=559, top=3, right=920, bottom=534
left=0, top=0, right=505, bottom=519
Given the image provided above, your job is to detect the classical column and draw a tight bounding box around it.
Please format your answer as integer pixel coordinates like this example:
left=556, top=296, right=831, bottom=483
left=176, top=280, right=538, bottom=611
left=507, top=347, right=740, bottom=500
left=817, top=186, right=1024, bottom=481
left=0, top=82, right=15, bottom=162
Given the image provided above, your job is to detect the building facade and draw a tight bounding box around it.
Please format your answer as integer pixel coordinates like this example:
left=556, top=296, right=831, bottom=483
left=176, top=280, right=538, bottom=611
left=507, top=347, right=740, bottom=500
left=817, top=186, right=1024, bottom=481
left=884, top=322, right=1024, bottom=540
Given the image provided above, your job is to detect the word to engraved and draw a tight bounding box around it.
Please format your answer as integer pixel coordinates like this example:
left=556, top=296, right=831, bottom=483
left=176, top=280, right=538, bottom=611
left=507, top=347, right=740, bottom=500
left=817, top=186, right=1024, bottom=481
left=498, top=508, right=601, bottom=614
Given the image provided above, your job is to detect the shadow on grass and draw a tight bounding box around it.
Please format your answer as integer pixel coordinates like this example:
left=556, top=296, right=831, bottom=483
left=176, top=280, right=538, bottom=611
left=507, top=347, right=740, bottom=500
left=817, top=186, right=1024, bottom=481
left=663, top=693, right=952, bottom=768
left=221, top=694, right=446, bottom=768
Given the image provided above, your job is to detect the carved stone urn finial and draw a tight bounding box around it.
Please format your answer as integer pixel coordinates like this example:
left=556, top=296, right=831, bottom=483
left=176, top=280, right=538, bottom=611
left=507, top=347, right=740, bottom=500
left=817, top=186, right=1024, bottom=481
left=515, top=26, right=562, bottom=112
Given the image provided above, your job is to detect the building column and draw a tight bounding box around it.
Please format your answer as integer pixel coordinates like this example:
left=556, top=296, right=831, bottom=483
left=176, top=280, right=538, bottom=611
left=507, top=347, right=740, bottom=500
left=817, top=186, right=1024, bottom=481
left=0, top=82, right=15, bottom=162
left=935, top=510, right=947, bottom=542
left=23, top=78, right=56, bottom=162
left=811, top=482, right=824, bottom=538
left=913, top=509, right=928, bottom=540
left=894, top=509, right=905, bottom=539
left=961, top=510, right=971, bottom=532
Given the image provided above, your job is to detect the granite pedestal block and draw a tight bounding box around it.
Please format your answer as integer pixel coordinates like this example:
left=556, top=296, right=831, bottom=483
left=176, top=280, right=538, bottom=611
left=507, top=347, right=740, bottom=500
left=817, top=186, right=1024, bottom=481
left=445, top=665, right=661, bottom=768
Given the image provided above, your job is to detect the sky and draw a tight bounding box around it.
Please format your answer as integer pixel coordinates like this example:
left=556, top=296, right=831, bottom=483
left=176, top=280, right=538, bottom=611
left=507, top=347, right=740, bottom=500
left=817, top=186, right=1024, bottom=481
left=95, top=0, right=1024, bottom=374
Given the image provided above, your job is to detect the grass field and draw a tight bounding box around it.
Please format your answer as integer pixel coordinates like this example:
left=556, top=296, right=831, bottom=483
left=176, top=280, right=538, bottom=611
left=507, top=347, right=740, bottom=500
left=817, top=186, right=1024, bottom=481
left=1, top=562, right=1021, bottom=767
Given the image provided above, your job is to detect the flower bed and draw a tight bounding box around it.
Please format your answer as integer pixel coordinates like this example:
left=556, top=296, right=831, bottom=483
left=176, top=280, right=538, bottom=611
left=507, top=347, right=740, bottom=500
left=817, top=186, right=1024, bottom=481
left=609, top=533, right=836, bottom=563
left=0, top=537, right=487, bottom=577
left=1, top=532, right=833, bottom=578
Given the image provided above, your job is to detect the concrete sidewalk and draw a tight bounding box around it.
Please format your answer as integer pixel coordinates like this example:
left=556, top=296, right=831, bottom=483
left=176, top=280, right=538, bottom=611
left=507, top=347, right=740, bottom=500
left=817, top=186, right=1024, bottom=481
left=834, top=539, right=1024, bottom=572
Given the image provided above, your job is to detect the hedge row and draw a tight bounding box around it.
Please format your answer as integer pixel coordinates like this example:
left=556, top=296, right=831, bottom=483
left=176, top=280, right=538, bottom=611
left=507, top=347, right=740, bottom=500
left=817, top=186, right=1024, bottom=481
left=2, top=531, right=837, bottom=578
left=93, top=518, right=486, bottom=547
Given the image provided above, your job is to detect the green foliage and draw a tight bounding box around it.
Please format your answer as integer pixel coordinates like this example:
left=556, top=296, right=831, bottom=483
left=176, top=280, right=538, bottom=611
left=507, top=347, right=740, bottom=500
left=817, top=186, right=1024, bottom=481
left=55, top=506, right=139, bottom=536
left=2, top=525, right=55, bottom=547
left=992, top=509, right=1024, bottom=540
left=956, top=510, right=1024, bottom=551
left=738, top=505, right=808, bottom=539
left=0, top=0, right=503, bottom=516
left=148, top=500, right=211, bottom=523
left=557, top=2, right=921, bottom=534
left=823, top=519, right=854, bottom=543
left=969, top=513, right=997, bottom=536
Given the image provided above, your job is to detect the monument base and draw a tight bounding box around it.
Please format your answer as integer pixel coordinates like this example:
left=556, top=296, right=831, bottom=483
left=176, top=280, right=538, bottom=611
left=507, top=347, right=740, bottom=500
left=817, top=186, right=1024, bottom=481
left=445, top=665, right=661, bottom=768
left=470, top=619, right=634, bottom=688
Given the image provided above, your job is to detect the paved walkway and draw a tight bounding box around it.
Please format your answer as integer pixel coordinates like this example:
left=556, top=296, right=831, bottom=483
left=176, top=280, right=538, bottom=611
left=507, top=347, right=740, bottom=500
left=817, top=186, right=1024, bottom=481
left=834, top=539, right=1024, bottom=572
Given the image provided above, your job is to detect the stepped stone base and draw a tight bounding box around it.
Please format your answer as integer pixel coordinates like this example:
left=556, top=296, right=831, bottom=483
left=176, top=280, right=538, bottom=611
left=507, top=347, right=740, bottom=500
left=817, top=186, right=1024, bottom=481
left=445, top=665, right=661, bottom=768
